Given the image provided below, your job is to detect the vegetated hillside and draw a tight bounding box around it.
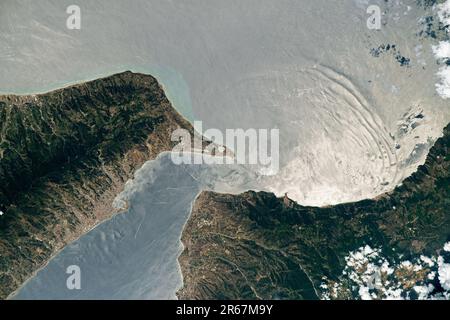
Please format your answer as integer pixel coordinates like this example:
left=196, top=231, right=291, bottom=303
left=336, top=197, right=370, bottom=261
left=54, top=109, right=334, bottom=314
left=0, top=72, right=194, bottom=299
left=178, top=124, right=450, bottom=299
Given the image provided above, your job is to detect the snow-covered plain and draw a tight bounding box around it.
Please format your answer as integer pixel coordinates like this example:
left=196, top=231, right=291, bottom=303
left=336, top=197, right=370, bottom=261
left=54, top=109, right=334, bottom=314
left=2, top=0, right=449, bottom=299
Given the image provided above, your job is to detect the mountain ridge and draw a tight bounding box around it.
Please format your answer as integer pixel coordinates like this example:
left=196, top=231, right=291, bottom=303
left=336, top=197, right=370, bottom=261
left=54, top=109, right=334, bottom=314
left=177, top=123, right=450, bottom=299
left=0, top=71, right=194, bottom=299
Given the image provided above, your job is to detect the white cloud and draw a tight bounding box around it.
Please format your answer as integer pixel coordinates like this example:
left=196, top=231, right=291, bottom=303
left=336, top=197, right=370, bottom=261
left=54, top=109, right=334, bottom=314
left=414, top=284, right=434, bottom=300
left=444, top=242, right=450, bottom=252
left=438, top=257, right=450, bottom=291
left=435, top=66, right=450, bottom=99
left=359, top=286, right=372, bottom=300
left=432, top=41, right=450, bottom=59
left=420, top=255, right=435, bottom=267
left=432, top=1, right=450, bottom=99
left=437, top=0, right=450, bottom=27
left=321, top=242, right=450, bottom=300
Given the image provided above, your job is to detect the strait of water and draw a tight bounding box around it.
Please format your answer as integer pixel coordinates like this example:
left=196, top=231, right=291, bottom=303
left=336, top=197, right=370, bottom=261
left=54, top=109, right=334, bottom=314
left=3, top=0, right=449, bottom=299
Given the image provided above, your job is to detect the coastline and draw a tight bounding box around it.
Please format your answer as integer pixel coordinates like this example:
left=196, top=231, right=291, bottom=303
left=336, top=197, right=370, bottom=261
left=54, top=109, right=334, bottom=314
left=0, top=71, right=198, bottom=299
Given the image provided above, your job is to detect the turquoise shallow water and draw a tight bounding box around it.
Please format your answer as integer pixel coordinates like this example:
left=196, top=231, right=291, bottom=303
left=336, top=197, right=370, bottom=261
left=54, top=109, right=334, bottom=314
left=2, top=0, right=448, bottom=206
left=0, top=63, right=196, bottom=123
left=4, top=0, right=450, bottom=299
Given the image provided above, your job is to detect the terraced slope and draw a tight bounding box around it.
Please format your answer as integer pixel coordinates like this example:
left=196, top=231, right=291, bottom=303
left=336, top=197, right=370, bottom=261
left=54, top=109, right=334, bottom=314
left=0, top=72, right=194, bottom=299
left=178, top=123, right=450, bottom=300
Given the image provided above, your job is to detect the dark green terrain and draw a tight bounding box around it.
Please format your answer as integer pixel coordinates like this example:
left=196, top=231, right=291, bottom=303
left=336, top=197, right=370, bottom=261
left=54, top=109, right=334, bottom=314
left=0, top=72, right=195, bottom=299
left=178, top=124, right=450, bottom=300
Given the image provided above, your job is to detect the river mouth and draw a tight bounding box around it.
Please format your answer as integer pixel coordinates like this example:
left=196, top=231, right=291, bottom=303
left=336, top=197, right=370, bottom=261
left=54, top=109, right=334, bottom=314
left=6, top=0, right=450, bottom=299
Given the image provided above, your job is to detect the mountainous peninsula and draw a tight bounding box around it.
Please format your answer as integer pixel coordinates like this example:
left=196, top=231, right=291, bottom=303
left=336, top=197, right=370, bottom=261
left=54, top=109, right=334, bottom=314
left=1, top=71, right=449, bottom=300
left=0, top=72, right=195, bottom=299
left=178, top=123, right=450, bottom=299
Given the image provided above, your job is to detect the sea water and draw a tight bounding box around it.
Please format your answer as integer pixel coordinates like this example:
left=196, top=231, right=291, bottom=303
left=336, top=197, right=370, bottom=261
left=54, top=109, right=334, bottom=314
left=13, top=154, right=259, bottom=299
left=3, top=0, right=449, bottom=298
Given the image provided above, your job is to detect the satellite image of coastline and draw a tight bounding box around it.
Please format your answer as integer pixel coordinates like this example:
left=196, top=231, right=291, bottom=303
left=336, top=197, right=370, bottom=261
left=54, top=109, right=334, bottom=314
left=1, top=0, right=450, bottom=312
